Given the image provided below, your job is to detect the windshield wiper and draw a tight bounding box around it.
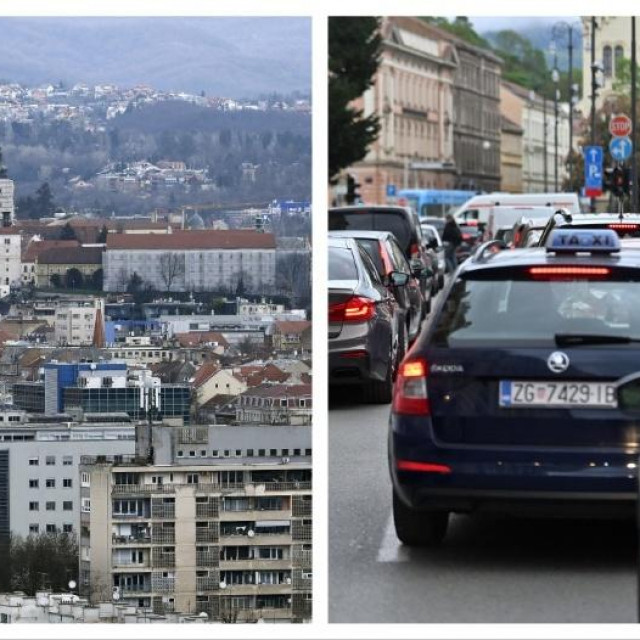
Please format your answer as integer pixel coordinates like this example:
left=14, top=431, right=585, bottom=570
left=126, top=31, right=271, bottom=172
left=554, top=333, right=640, bottom=346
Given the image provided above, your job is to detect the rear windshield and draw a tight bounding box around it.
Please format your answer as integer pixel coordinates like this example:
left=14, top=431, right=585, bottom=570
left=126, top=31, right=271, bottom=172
left=356, top=239, right=384, bottom=276
left=433, top=273, right=640, bottom=347
left=329, top=210, right=412, bottom=253
left=329, top=246, right=358, bottom=281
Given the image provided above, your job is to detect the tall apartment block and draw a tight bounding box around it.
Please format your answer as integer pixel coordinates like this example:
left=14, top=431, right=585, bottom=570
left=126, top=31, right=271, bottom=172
left=0, top=179, right=15, bottom=228
left=79, top=424, right=312, bottom=623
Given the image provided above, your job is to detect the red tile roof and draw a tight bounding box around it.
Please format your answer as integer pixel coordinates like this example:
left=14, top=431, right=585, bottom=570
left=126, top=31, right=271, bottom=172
left=274, top=320, right=312, bottom=334
left=106, top=230, right=276, bottom=250
left=192, top=361, right=221, bottom=388
left=36, top=246, right=103, bottom=265
left=240, top=383, right=311, bottom=399
left=175, top=331, right=229, bottom=349
left=22, top=240, right=80, bottom=263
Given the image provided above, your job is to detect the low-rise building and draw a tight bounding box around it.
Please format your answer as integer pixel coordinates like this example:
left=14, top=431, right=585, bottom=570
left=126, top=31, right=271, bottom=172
left=0, top=179, right=15, bottom=228
left=35, top=245, right=103, bottom=289
left=271, top=321, right=312, bottom=354
left=236, top=384, right=312, bottom=426
left=0, top=228, right=22, bottom=290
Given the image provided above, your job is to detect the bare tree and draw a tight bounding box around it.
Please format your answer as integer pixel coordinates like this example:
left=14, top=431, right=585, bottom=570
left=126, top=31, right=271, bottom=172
left=277, top=252, right=311, bottom=305
left=116, top=267, right=129, bottom=292
left=159, top=252, right=185, bottom=292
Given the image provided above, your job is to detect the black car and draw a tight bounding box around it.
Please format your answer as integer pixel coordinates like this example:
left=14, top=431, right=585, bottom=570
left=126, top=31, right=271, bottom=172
left=329, top=206, right=435, bottom=304
left=389, top=228, right=640, bottom=546
left=330, top=230, right=425, bottom=344
left=329, top=236, right=403, bottom=403
left=537, top=211, right=640, bottom=246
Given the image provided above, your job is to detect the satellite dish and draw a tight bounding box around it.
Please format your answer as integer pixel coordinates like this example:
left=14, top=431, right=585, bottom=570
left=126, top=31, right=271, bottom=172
left=199, top=611, right=208, bottom=619
left=68, top=580, right=77, bottom=590
left=113, top=592, right=120, bottom=601
left=219, top=581, right=227, bottom=589
left=247, top=529, right=255, bottom=538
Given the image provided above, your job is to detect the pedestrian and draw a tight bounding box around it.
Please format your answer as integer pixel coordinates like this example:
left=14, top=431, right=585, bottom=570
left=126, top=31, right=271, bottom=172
left=442, top=214, right=462, bottom=273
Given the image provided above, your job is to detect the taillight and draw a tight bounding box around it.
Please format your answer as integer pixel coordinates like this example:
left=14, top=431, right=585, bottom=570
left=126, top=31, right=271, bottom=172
left=462, top=233, right=472, bottom=241
left=528, top=266, right=610, bottom=280
left=392, top=357, right=430, bottom=415
left=410, top=242, right=420, bottom=259
left=608, top=223, right=638, bottom=231
left=328, top=296, right=375, bottom=323
left=397, top=460, right=451, bottom=474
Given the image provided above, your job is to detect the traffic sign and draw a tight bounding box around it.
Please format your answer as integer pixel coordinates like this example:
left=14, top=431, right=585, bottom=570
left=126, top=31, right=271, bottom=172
left=386, top=184, right=397, bottom=197
left=584, top=146, right=603, bottom=197
left=610, top=114, right=632, bottom=137
left=609, top=136, right=633, bottom=162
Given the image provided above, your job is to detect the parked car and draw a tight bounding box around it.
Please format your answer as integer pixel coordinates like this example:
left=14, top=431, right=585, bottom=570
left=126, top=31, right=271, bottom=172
left=457, top=221, right=482, bottom=262
left=330, top=230, right=425, bottom=343
left=328, top=236, right=403, bottom=403
left=329, top=205, right=435, bottom=304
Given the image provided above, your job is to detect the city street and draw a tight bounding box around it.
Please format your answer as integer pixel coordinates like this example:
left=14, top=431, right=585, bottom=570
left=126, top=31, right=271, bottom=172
left=329, top=322, right=638, bottom=624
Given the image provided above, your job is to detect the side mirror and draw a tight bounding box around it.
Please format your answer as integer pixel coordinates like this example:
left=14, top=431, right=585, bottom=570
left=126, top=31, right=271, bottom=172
left=427, top=239, right=438, bottom=250
left=389, top=271, right=409, bottom=287
left=616, top=373, right=640, bottom=411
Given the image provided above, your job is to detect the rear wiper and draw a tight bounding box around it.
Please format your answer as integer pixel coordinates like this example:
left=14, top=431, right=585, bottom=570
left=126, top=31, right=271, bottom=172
left=554, top=333, right=640, bottom=346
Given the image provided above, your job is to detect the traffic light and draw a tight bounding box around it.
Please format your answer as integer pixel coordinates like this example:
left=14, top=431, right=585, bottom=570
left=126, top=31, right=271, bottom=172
left=610, top=166, right=630, bottom=197
left=345, top=174, right=361, bottom=205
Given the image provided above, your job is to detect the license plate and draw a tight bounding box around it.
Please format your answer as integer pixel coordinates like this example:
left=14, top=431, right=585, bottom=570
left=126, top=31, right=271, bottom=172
left=499, top=380, right=617, bottom=408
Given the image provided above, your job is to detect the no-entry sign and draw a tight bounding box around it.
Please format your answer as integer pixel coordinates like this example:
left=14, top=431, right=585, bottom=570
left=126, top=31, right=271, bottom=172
left=610, top=114, right=632, bottom=137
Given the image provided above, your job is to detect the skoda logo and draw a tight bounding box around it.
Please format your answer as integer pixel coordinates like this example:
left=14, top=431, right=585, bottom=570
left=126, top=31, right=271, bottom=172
left=547, top=351, right=570, bottom=374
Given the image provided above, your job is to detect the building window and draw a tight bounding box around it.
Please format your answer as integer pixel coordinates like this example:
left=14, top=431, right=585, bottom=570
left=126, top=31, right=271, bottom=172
left=186, top=473, right=199, bottom=484
left=46, top=455, right=55, bottom=465
left=63, top=456, right=73, bottom=465
left=247, top=449, right=254, bottom=457
left=177, top=450, right=184, bottom=457
left=258, top=449, right=265, bottom=457
left=29, top=501, right=39, bottom=511
left=29, top=524, right=39, bottom=534
left=63, top=478, right=72, bottom=488
left=29, top=457, right=39, bottom=466
left=270, top=449, right=277, bottom=457
left=603, top=45, right=613, bottom=77
left=211, top=450, right=219, bottom=457
left=46, top=478, right=56, bottom=488
left=63, top=501, right=73, bottom=511
left=615, top=45, right=625, bottom=76
left=46, top=524, right=57, bottom=533
left=46, top=501, right=56, bottom=511
left=200, top=450, right=207, bottom=457
left=81, top=498, right=91, bottom=513
left=235, top=449, right=242, bottom=457
left=29, top=479, right=39, bottom=488
left=81, top=472, right=90, bottom=486
left=63, top=524, right=73, bottom=533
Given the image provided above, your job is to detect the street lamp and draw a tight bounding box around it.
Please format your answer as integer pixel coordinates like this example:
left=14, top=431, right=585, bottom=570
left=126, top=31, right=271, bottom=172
left=550, top=40, right=560, bottom=192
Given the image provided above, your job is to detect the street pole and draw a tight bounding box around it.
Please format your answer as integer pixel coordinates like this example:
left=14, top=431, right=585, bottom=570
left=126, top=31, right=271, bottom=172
left=543, top=94, right=548, bottom=191
left=554, top=87, right=559, bottom=192
left=590, top=17, right=597, bottom=213
left=632, top=17, right=638, bottom=214
left=568, top=26, right=574, bottom=192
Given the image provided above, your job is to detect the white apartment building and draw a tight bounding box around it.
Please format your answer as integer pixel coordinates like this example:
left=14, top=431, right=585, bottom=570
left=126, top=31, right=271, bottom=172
left=0, top=421, right=135, bottom=539
left=80, top=424, right=312, bottom=623
left=103, top=230, right=276, bottom=294
left=54, top=298, right=105, bottom=347
left=0, top=228, right=22, bottom=290
left=0, top=179, right=15, bottom=228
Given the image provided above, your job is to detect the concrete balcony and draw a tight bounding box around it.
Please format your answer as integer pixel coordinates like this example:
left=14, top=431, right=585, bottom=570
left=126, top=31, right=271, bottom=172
left=219, top=532, right=292, bottom=546
left=218, top=583, right=293, bottom=596
left=195, top=529, right=219, bottom=543
left=151, top=504, right=175, bottom=519
left=292, top=550, right=312, bottom=568
left=195, top=503, right=219, bottom=518
left=112, top=561, right=151, bottom=571
left=151, top=552, right=175, bottom=568
left=151, top=531, right=175, bottom=544
left=112, top=534, right=152, bottom=546
left=196, top=576, right=220, bottom=592
left=150, top=577, right=175, bottom=593
left=218, top=558, right=292, bottom=572
left=195, top=552, right=219, bottom=568
left=218, top=509, right=292, bottom=521
left=112, top=484, right=175, bottom=495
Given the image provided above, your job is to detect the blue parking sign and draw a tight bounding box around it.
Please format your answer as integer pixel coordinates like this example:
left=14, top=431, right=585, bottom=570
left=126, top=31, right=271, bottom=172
left=584, top=146, right=603, bottom=197
left=386, top=184, right=397, bottom=197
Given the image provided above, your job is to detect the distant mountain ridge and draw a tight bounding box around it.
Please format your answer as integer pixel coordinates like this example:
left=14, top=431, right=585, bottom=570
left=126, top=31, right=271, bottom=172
left=0, top=17, right=310, bottom=98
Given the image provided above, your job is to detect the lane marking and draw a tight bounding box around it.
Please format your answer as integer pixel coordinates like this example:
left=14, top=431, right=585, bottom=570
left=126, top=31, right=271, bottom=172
left=376, top=512, right=411, bottom=563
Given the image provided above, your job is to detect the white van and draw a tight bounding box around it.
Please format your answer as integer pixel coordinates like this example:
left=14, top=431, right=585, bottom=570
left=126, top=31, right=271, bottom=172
left=454, top=193, right=581, bottom=227
left=485, top=206, right=556, bottom=240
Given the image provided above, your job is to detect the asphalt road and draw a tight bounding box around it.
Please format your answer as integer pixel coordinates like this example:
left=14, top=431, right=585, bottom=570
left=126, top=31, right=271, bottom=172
left=329, top=384, right=638, bottom=624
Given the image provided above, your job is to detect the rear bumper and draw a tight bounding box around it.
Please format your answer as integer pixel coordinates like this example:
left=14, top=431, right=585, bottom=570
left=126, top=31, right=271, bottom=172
left=329, top=350, right=373, bottom=385
left=389, top=415, right=639, bottom=517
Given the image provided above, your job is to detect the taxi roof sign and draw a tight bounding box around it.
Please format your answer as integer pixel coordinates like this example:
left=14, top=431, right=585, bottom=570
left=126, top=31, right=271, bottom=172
left=546, top=229, right=620, bottom=253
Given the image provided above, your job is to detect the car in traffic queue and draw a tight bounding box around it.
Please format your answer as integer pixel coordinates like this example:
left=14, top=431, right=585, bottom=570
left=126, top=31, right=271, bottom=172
left=420, top=223, right=446, bottom=291
left=537, top=211, right=640, bottom=247
left=329, top=230, right=426, bottom=344
left=329, top=236, right=404, bottom=404
left=456, top=220, right=482, bottom=263
left=389, top=228, right=640, bottom=546
left=328, top=205, right=435, bottom=302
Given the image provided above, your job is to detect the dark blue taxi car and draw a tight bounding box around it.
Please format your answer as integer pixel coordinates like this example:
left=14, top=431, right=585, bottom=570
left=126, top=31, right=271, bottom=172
left=389, top=229, right=640, bottom=546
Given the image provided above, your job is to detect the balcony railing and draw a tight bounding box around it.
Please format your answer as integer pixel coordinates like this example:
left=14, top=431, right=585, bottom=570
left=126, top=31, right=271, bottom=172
left=195, top=527, right=219, bottom=543
left=117, top=584, right=151, bottom=594
left=112, top=484, right=175, bottom=495
left=195, top=503, right=219, bottom=518
left=151, top=552, right=175, bottom=568
left=150, top=576, right=175, bottom=593
left=112, top=534, right=152, bottom=546
left=196, top=576, right=220, bottom=592
left=292, top=550, right=312, bottom=568
left=196, top=552, right=219, bottom=567
left=151, top=504, right=175, bottom=519
left=151, top=530, right=175, bottom=544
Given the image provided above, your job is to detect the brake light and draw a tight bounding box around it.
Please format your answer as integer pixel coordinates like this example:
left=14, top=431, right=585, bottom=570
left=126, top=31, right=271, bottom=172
left=397, top=460, right=451, bottom=474
left=328, top=296, right=375, bottom=323
left=528, top=266, right=610, bottom=279
left=410, top=242, right=420, bottom=259
left=392, top=357, right=430, bottom=415
left=608, top=223, right=638, bottom=231
left=462, top=233, right=472, bottom=241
